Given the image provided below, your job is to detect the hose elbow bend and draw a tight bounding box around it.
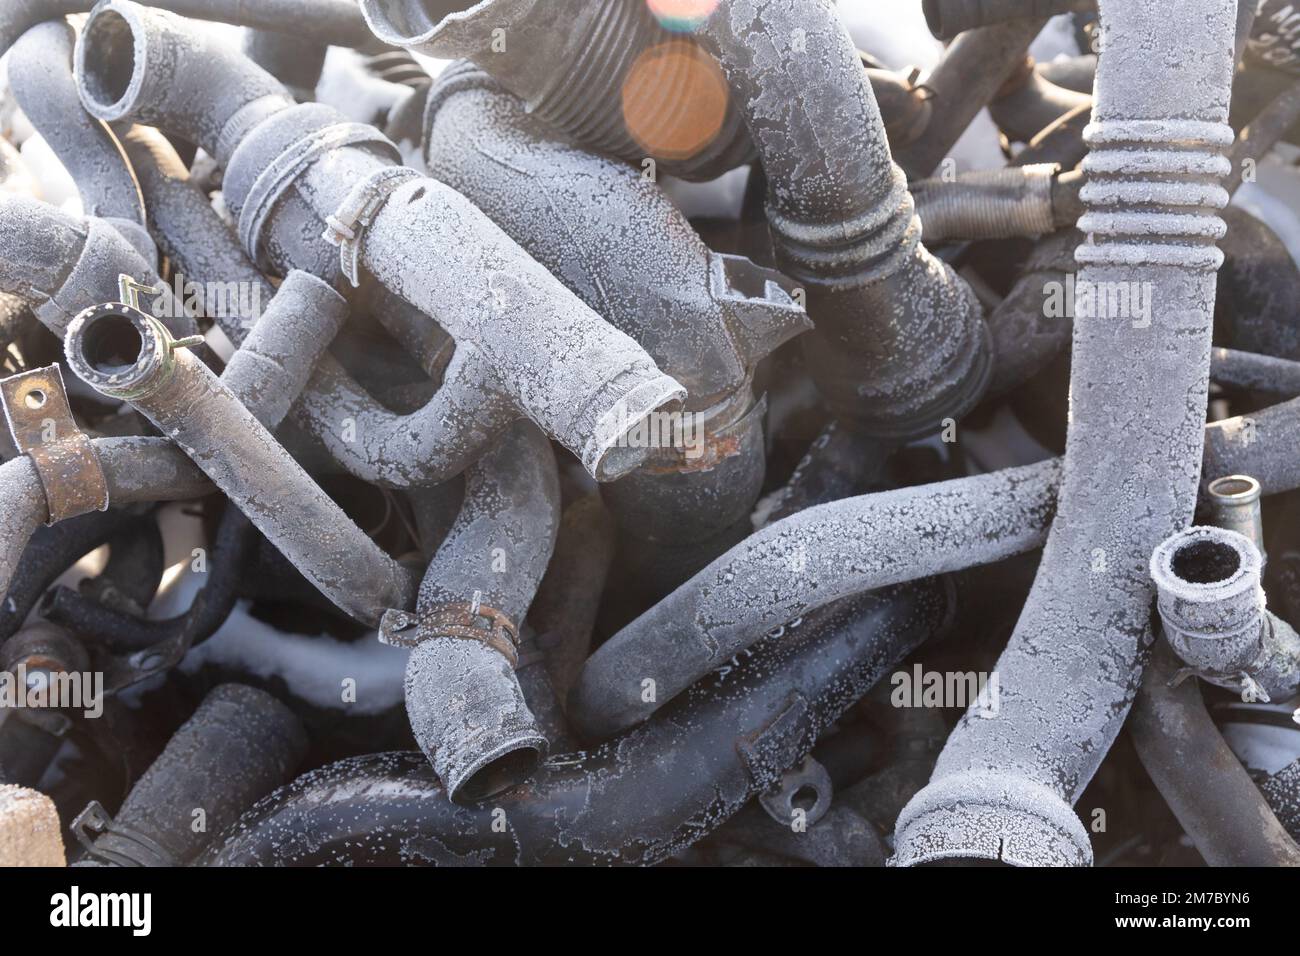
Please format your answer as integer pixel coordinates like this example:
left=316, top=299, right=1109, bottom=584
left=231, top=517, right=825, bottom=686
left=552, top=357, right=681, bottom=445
left=8, top=20, right=146, bottom=230
left=383, top=421, right=561, bottom=803
left=75, top=0, right=294, bottom=166
left=697, top=0, right=992, bottom=439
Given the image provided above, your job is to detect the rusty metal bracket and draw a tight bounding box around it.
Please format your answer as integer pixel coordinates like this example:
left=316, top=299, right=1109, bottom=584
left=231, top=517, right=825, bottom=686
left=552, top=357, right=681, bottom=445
left=379, top=595, right=521, bottom=667
left=0, top=364, right=109, bottom=524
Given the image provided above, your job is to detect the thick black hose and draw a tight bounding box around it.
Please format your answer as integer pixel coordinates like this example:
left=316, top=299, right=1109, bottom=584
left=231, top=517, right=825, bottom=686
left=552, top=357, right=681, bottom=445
left=0, top=509, right=140, bottom=642
left=1129, top=641, right=1300, bottom=866
left=83, top=684, right=307, bottom=866
left=43, top=506, right=255, bottom=653
left=201, top=580, right=951, bottom=867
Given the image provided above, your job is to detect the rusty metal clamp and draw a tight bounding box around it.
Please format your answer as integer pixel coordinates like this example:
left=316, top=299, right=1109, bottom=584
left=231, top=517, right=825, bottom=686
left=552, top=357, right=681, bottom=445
left=379, top=595, right=522, bottom=668
left=0, top=364, right=109, bottom=525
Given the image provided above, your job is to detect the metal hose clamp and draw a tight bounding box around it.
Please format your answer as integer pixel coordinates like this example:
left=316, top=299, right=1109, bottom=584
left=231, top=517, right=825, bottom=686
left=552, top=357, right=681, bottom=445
left=238, top=121, right=402, bottom=269
left=379, top=596, right=522, bottom=668
left=71, top=801, right=179, bottom=868
left=323, top=165, right=423, bottom=287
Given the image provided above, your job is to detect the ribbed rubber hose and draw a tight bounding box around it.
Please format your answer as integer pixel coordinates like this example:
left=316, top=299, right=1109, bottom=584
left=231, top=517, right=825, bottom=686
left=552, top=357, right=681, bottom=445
left=893, top=0, right=1237, bottom=867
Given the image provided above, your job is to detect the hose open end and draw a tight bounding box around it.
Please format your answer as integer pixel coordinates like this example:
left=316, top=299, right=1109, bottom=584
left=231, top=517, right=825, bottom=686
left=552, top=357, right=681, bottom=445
left=64, top=301, right=178, bottom=404
left=582, top=374, right=688, bottom=483
left=76, top=0, right=292, bottom=163
left=74, top=1, right=151, bottom=125
left=891, top=771, right=1093, bottom=867
left=402, top=632, right=547, bottom=805
left=1150, top=526, right=1269, bottom=679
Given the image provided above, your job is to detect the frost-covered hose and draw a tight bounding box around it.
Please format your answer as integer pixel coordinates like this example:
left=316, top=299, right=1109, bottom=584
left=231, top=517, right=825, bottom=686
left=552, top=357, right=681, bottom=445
left=987, top=218, right=1300, bottom=401
left=6, top=20, right=148, bottom=256
left=114, top=125, right=268, bottom=350
left=1150, top=526, right=1300, bottom=702
left=528, top=495, right=616, bottom=703
left=63, top=302, right=416, bottom=626
left=0, top=0, right=378, bottom=61
left=0, top=264, right=351, bottom=610
left=1210, top=347, right=1300, bottom=396
left=359, top=0, right=756, bottom=182
left=0, top=438, right=211, bottom=603
left=424, top=65, right=808, bottom=573
left=115, top=125, right=515, bottom=488
left=569, top=459, right=1061, bottom=741
left=397, top=422, right=560, bottom=803
left=893, top=0, right=1237, bottom=867
left=76, top=0, right=687, bottom=483
left=1204, top=395, right=1300, bottom=494
left=79, top=684, right=306, bottom=867
left=200, top=581, right=951, bottom=867
left=698, top=0, right=991, bottom=440
left=1129, top=640, right=1300, bottom=866
left=423, top=65, right=805, bottom=412
left=0, top=195, right=191, bottom=339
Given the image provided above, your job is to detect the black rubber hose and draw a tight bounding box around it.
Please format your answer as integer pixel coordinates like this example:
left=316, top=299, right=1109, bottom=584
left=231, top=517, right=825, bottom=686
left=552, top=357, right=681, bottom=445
left=81, top=684, right=307, bottom=866
left=43, top=505, right=255, bottom=653
left=0, top=509, right=139, bottom=642
left=922, top=0, right=1094, bottom=41
left=200, top=580, right=951, bottom=867
left=527, top=494, right=616, bottom=703
left=756, top=421, right=894, bottom=527
left=80, top=511, right=166, bottom=614
left=1129, top=640, right=1300, bottom=866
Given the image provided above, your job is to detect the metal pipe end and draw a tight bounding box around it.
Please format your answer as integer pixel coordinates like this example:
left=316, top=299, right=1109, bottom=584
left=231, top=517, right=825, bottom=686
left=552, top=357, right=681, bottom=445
left=1205, top=474, right=1266, bottom=559
left=64, top=302, right=175, bottom=402
left=891, top=771, right=1093, bottom=867
left=404, top=637, right=547, bottom=804
left=74, top=0, right=152, bottom=124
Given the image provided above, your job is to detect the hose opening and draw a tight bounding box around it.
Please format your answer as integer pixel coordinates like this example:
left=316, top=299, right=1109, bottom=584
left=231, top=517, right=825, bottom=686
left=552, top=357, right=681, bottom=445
left=364, top=0, right=486, bottom=45
left=65, top=304, right=173, bottom=404
left=1172, top=539, right=1242, bottom=585
left=81, top=312, right=143, bottom=375
left=791, top=787, right=820, bottom=813
left=455, top=745, right=543, bottom=804
left=77, top=8, right=139, bottom=118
